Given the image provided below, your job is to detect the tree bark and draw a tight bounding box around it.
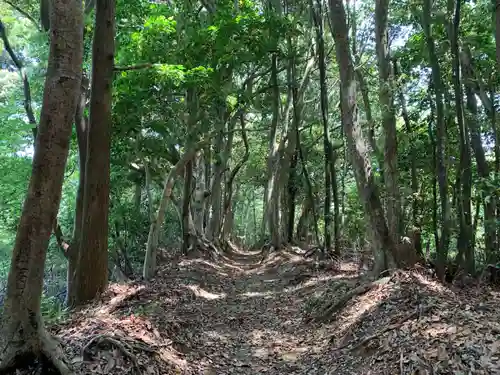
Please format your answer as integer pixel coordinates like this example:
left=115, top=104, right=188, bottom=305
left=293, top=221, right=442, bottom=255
left=422, top=0, right=450, bottom=279
left=143, top=141, right=207, bottom=279
left=66, top=75, right=90, bottom=304
left=68, top=0, right=115, bottom=307
left=495, top=0, right=500, bottom=70
left=311, top=0, right=333, bottom=253
left=461, top=48, right=497, bottom=264
left=328, top=0, right=402, bottom=273
left=375, top=0, right=401, bottom=242
left=0, top=0, right=83, bottom=371
left=449, top=0, right=473, bottom=273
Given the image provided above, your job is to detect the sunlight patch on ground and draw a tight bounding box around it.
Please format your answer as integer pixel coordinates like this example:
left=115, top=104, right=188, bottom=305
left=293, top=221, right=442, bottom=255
left=329, top=284, right=392, bottom=348
left=203, top=330, right=230, bottom=343
left=413, top=272, right=449, bottom=294
left=184, top=284, right=227, bottom=300
left=158, top=347, right=188, bottom=370
left=248, top=329, right=312, bottom=362
left=178, top=259, right=230, bottom=275
left=240, top=290, right=275, bottom=298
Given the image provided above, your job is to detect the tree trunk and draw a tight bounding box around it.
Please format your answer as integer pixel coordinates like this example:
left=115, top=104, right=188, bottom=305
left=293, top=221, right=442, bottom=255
left=449, top=0, right=473, bottom=273
left=461, top=49, right=497, bottom=264
left=66, top=75, right=89, bottom=304
left=311, top=0, right=333, bottom=253
left=0, top=0, right=83, bottom=371
left=142, top=142, right=205, bottom=279
left=422, top=0, right=450, bottom=279
left=222, top=111, right=249, bottom=239
left=263, top=52, right=282, bottom=247
left=393, top=59, right=419, bottom=230
left=375, top=0, right=401, bottom=242
left=182, top=160, right=194, bottom=254
left=495, top=0, right=500, bottom=70
left=328, top=0, right=402, bottom=272
left=67, top=0, right=115, bottom=307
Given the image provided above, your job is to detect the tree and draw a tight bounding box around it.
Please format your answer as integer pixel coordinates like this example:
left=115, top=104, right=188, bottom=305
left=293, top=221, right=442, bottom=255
left=328, top=0, right=404, bottom=273
left=67, top=0, right=115, bottom=307
left=375, top=0, right=402, bottom=242
left=0, top=0, right=83, bottom=372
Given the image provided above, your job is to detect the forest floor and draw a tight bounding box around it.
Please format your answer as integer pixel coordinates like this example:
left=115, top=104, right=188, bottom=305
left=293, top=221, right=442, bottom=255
left=50, top=245, right=500, bottom=374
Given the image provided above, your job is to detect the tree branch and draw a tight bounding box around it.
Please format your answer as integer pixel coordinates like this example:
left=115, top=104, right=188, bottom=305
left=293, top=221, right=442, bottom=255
left=0, top=18, right=38, bottom=138
left=2, top=1, right=40, bottom=31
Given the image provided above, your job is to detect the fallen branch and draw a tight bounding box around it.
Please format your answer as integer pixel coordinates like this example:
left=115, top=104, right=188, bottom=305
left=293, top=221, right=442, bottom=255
left=309, top=276, right=392, bottom=323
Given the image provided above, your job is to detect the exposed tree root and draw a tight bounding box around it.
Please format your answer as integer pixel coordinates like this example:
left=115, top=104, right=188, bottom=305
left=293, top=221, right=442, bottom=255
left=187, top=235, right=221, bottom=261
left=83, top=334, right=141, bottom=374
left=0, top=330, right=72, bottom=375
left=307, top=276, right=392, bottom=323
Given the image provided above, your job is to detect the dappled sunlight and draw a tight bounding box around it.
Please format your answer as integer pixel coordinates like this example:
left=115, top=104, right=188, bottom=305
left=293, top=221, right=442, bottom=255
left=248, top=328, right=311, bottom=362
left=412, top=272, right=450, bottom=294
left=178, top=258, right=230, bottom=275
left=203, top=330, right=230, bottom=343
left=240, top=290, right=275, bottom=298
left=184, top=284, right=227, bottom=300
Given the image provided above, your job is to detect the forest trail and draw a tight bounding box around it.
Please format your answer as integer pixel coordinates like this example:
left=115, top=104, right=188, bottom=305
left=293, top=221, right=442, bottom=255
left=52, top=247, right=500, bottom=375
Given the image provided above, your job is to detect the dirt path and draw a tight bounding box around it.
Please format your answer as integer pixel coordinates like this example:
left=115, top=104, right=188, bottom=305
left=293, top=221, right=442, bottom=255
left=170, top=248, right=325, bottom=374
left=54, top=248, right=500, bottom=375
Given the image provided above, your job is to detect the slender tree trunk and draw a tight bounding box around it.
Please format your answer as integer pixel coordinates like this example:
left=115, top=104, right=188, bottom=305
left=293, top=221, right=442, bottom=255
left=311, top=0, right=333, bottom=253
left=142, top=142, right=205, bottom=279
left=375, top=0, right=401, bottom=242
left=66, top=76, right=89, bottom=304
left=461, top=50, right=497, bottom=264
left=134, top=181, right=142, bottom=211
left=449, top=0, right=473, bottom=273
left=222, top=111, right=249, bottom=239
left=68, top=0, right=115, bottom=307
left=428, top=92, right=440, bottom=257
left=182, top=160, right=194, bottom=254
left=263, top=52, right=282, bottom=247
left=328, top=0, right=403, bottom=273
left=422, top=0, right=450, bottom=279
left=0, top=0, right=83, bottom=371
left=393, top=59, right=420, bottom=235
left=495, top=0, right=500, bottom=70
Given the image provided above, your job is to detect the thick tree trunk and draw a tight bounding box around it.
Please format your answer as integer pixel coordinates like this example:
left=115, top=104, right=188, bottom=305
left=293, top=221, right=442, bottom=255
left=375, top=0, right=401, bottom=242
left=328, top=0, right=403, bottom=272
left=0, top=0, right=83, bottom=372
left=67, top=0, right=115, bottom=307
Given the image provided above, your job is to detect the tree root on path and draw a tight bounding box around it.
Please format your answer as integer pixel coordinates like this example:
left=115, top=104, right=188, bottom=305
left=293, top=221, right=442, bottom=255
left=187, top=235, right=221, bottom=261
left=83, top=334, right=156, bottom=374
left=0, top=329, right=72, bottom=375
left=306, top=276, right=392, bottom=323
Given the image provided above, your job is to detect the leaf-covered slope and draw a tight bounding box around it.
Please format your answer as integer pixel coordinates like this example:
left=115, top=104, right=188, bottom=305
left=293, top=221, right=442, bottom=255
left=39, top=248, right=500, bottom=374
